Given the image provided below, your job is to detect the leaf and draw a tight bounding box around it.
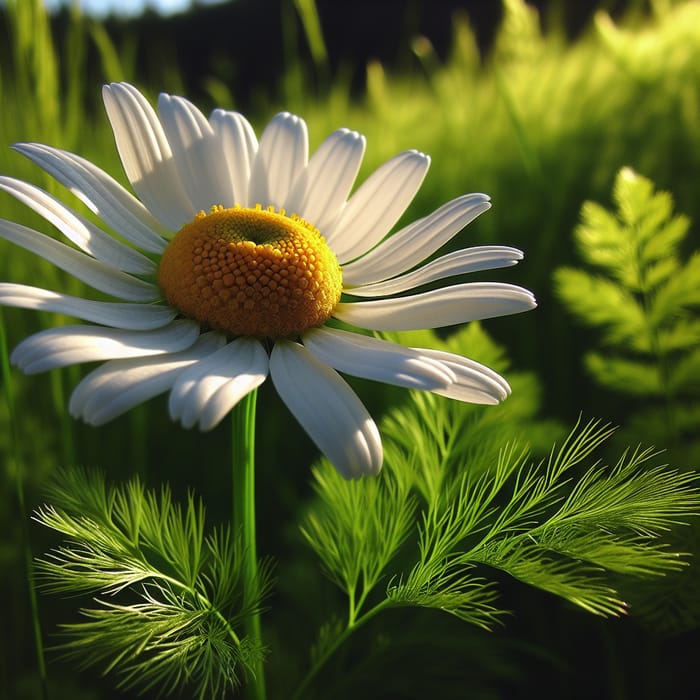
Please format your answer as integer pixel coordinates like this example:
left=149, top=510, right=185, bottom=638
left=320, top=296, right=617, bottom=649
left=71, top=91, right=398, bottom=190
left=470, top=537, right=628, bottom=617
left=657, top=318, right=700, bottom=354
left=300, top=460, right=416, bottom=613
left=553, top=268, right=648, bottom=349
left=669, top=347, right=700, bottom=393
left=584, top=353, right=662, bottom=395
left=34, top=468, right=271, bottom=699
left=555, top=167, right=700, bottom=448
left=650, top=252, right=700, bottom=323
left=397, top=419, right=698, bottom=619
left=456, top=422, right=699, bottom=615
left=575, top=201, right=633, bottom=275
left=387, top=567, right=503, bottom=630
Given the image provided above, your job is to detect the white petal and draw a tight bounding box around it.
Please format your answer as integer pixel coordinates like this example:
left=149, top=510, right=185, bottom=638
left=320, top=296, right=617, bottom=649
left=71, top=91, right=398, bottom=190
left=270, top=340, right=382, bottom=479
left=341, top=194, right=492, bottom=285
left=414, top=348, right=511, bottom=404
left=69, top=332, right=226, bottom=425
left=325, top=150, right=430, bottom=263
left=334, top=283, right=537, bottom=331
left=0, top=283, right=176, bottom=329
left=248, top=112, right=308, bottom=208
left=348, top=246, right=523, bottom=297
left=158, top=93, right=234, bottom=211
left=102, top=82, right=194, bottom=230
left=13, top=142, right=167, bottom=253
left=11, top=319, right=200, bottom=374
left=68, top=333, right=226, bottom=425
left=0, top=177, right=155, bottom=274
left=284, top=128, right=366, bottom=232
left=0, top=219, right=159, bottom=301
left=209, top=109, right=258, bottom=208
left=168, top=337, right=269, bottom=430
left=302, top=326, right=455, bottom=391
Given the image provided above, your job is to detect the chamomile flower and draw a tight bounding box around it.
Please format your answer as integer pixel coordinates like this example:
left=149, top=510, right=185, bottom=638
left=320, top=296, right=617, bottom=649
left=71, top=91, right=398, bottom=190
left=0, top=83, right=536, bottom=478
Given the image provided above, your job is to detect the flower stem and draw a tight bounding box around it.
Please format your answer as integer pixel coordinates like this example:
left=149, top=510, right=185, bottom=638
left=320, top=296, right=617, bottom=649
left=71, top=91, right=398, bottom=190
left=232, top=389, right=266, bottom=700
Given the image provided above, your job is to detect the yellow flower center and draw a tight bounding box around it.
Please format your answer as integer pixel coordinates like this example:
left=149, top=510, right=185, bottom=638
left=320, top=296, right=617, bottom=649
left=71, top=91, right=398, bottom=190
left=158, top=205, right=343, bottom=338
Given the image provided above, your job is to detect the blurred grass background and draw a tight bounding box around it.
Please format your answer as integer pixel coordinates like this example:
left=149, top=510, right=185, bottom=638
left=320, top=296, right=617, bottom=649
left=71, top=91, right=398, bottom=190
left=0, top=0, right=699, bottom=698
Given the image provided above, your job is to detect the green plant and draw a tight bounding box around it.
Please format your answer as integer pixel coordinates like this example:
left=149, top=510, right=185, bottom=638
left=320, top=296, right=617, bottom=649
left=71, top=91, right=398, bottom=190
left=34, top=468, right=273, bottom=700
left=554, top=167, right=700, bottom=457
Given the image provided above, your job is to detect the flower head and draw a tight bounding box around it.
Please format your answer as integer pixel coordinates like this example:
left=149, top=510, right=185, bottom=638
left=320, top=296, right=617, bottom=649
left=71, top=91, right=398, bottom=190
left=0, top=83, right=536, bottom=478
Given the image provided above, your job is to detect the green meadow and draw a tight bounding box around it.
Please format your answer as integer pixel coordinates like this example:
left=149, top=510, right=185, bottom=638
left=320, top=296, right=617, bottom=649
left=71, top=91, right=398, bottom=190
left=1, top=0, right=699, bottom=698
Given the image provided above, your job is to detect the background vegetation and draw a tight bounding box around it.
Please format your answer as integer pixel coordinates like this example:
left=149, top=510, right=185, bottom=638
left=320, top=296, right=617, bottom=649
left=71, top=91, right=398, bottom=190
left=1, top=0, right=699, bottom=697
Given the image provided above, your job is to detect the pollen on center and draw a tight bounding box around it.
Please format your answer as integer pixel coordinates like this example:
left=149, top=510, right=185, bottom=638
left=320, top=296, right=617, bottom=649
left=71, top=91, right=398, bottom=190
left=158, top=205, right=343, bottom=338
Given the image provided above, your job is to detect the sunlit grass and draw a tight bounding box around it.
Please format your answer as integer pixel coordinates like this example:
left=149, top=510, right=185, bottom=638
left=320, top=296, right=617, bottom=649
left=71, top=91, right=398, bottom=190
left=1, top=0, right=699, bottom=697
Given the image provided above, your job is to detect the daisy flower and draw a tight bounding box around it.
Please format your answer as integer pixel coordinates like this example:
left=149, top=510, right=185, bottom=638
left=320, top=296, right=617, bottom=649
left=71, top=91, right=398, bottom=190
left=0, top=83, right=536, bottom=478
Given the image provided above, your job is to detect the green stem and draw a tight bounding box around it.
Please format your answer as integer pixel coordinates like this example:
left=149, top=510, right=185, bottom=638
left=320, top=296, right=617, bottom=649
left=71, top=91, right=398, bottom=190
left=0, top=311, right=48, bottom=700
left=346, top=583, right=358, bottom=626
left=291, top=599, right=393, bottom=700
left=231, top=390, right=265, bottom=700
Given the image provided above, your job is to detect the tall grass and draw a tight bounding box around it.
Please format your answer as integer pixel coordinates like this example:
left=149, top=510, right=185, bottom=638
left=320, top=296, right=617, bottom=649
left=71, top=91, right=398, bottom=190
left=0, top=2, right=133, bottom=697
left=0, top=0, right=699, bottom=697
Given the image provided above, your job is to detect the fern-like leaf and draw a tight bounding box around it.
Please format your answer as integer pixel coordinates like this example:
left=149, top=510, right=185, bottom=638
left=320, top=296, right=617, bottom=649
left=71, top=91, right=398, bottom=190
left=300, top=459, right=416, bottom=623
left=34, top=468, right=272, bottom=699
left=301, top=325, right=700, bottom=696
left=392, top=417, right=698, bottom=620
left=554, top=166, right=700, bottom=448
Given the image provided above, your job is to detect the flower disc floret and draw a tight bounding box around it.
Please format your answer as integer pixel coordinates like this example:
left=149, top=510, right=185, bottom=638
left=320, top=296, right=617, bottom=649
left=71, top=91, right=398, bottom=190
left=158, top=205, right=343, bottom=338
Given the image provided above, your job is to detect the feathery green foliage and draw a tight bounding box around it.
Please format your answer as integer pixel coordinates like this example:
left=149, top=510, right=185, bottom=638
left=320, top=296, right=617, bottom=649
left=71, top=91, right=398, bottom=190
left=295, top=324, right=700, bottom=695
left=299, top=404, right=700, bottom=691
left=554, top=167, right=700, bottom=452
left=554, top=166, right=700, bottom=634
left=33, top=468, right=273, bottom=699
left=387, top=414, right=698, bottom=617
left=301, top=459, right=416, bottom=625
